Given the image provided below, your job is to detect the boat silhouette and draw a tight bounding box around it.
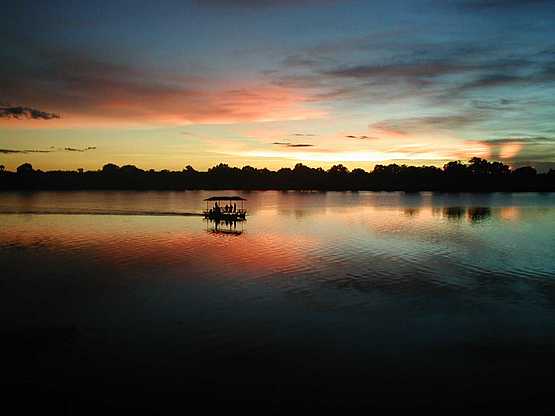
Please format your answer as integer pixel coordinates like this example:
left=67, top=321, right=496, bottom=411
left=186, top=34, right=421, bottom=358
left=203, top=196, right=247, bottom=221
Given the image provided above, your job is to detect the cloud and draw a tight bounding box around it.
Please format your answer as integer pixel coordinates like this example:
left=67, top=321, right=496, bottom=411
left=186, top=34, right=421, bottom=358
left=455, top=65, right=555, bottom=95
left=345, top=135, right=378, bottom=140
left=323, top=62, right=464, bottom=80
left=480, top=136, right=555, bottom=145
left=369, top=114, right=483, bottom=137
left=267, top=35, right=548, bottom=118
left=0, top=44, right=322, bottom=126
left=470, top=98, right=515, bottom=110
left=319, top=58, right=531, bottom=92
left=0, top=106, right=60, bottom=120
left=458, top=0, right=554, bottom=10
left=0, top=146, right=96, bottom=154
left=370, top=122, right=410, bottom=138
left=450, top=74, right=527, bottom=94
left=0, top=148, right=52, bottom=154
left=272, top=142, right=314, bottom=147
left=64, top=146, right=96, bottom=152
left=272, top=24, right=548, bottom=91
left=195, top=0, right=338, bottom=9
left=464, top=136, right=555, bottom=166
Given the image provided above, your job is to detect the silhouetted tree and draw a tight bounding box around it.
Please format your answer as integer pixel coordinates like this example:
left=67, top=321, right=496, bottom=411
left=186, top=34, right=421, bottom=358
left=16, top=163, right=33, bottom=174
left=512, top=166, right=537, bottom=178
left=120, top=165, right=143, bottom=174
left=467, top=157, right=509, bottom=176
left=328, top=164, right=349, bottom=175
left=468, top=157, right=489, bottom=175
left=102, top=163, right=120, bottom=173
left=1, top=158, right=552, bottom=191
left=443, top=160, right=469, bottom=177
left=490, top=161, right=510, bottom=176
left=208, top=163, right=232, bottom=175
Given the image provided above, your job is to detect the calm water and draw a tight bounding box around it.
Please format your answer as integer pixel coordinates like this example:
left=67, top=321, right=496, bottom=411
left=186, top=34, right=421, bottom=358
left=1, top=191, right=555, bottom=411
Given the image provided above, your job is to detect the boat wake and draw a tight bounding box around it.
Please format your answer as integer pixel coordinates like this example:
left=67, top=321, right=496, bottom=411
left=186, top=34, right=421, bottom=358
left=0, top=209, right=204, bottom=217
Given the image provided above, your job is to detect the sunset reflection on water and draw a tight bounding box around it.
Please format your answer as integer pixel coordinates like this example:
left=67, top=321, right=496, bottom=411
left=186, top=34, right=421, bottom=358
left=1, top=191, right=554, bottom=411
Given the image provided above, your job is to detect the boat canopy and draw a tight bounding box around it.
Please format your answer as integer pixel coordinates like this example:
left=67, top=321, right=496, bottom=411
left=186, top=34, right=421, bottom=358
left=204, top=196, right=247, bottom=201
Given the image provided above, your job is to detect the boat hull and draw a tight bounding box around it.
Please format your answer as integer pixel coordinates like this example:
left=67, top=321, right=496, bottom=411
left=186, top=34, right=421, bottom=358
left=204, top=212, right=246, bottom=221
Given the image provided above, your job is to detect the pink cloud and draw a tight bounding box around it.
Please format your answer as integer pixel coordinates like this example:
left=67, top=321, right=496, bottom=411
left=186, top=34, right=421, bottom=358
left=370, top=121, right=409, bottom=138
left=1, top=48, right=324, bottom=128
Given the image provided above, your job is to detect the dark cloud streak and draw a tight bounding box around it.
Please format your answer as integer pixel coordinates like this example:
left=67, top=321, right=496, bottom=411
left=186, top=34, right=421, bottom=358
left=459, top=0, right=554, bottom=10
left=273, top=142, right=314, bottom=147
left=0, top=106, right=60, bottom=120
left=0, top=149, right=52, bottom=154
left=346, top=135, right=377, bottom=140
left=195, top=0, right=339, bottom=9
left=0, top=146, right=96, bottom=154
left=65, top=146, right=97, bottom=152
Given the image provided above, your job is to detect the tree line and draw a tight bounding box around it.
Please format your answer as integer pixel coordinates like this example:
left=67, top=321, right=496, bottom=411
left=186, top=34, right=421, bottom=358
left=0, top=158, right=553, bottom=191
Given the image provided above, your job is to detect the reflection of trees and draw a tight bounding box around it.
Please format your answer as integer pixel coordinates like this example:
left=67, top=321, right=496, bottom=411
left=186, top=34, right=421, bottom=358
left=443, top=207, right=465, bottom=220
left=467, top=207, right=492, bottom=223
left=404, top=208, right=420, bottom=217
left=441, top=206, right=493, bottom=222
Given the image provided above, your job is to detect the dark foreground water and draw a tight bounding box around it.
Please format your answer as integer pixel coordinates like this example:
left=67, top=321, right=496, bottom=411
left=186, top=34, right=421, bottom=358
left=1, top=191, right=554, bottom=413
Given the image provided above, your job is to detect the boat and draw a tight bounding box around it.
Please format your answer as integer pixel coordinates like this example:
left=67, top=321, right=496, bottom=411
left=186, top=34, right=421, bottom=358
left=203, top=196, right=247, bottom=221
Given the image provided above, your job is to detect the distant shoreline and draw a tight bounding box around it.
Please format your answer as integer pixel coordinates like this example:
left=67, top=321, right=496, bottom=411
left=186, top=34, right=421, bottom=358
left=1, top=187, right=554, bottom=193
left=1, top=157, right=554, bottom=192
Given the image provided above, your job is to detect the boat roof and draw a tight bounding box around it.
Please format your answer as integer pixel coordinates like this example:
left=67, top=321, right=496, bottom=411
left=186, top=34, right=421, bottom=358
left=204, top=196, right=247, bottom=201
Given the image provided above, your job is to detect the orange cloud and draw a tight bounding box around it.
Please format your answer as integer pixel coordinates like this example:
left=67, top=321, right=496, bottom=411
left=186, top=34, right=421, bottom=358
left=0, top=83, right=323, bottom=128
left=499, top=141, right=523, bottom=159
left=452, top=140, right=491, bottom=160
left=1, top=45, right=325, bottom=128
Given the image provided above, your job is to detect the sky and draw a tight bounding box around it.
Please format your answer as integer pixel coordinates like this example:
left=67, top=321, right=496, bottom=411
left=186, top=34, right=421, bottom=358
left=1, top=0, right=555, bottom=172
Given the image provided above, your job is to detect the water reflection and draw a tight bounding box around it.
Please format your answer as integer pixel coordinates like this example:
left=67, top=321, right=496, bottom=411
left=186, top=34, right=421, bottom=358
left=206, top=218, right=244, bottom=235
left=403, top=207, right=420, bottom=217
left=400, top=191, right=423, bottom=207
left=467, top=206, right=492, bottom=223
left=1, top=191, right=555, bottom=411
left=443, top=206, right=465, bottom=220
left=437, top=206, right=495, bottom=223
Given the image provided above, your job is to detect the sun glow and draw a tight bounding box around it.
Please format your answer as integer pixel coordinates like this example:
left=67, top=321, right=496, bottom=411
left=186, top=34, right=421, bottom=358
left=241, top=150, right=438, bottom=163
left=499, top=142, right=523, bottom=159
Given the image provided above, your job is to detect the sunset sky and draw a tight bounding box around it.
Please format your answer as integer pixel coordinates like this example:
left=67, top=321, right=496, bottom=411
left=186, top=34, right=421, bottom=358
left=1, top=0, right=555, bottom=171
